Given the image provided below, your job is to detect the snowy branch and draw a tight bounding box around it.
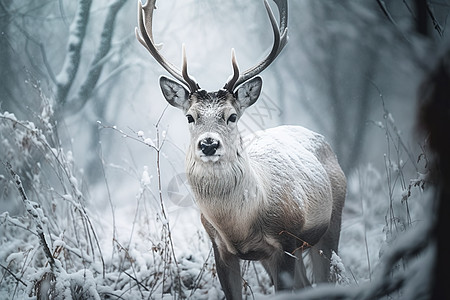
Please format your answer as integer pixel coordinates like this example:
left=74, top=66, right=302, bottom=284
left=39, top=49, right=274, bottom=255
left=0, top=264, right=28, bottom=287
left=68, top=0, right=127, bottom=113
left=4, top=162, right=56, bottom=271
left=55, top=0, right=93, bottom=105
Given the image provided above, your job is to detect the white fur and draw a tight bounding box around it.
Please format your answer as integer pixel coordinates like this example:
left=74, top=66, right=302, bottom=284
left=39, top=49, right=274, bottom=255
left=187, top=125, right=336, bottom=244
left=159, top=76, right=346, bottom=297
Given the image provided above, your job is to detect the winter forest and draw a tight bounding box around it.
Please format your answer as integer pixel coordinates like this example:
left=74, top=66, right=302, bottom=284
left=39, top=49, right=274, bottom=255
left=1, top=0, right=449, bottom=299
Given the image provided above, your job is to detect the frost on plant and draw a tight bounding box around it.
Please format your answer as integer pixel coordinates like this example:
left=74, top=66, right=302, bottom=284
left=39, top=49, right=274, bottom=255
left=0, top=108, right=103, bottom=298
left=329, top=251, right=350, bottom=285
left=1, top=101, right=234, bottom=298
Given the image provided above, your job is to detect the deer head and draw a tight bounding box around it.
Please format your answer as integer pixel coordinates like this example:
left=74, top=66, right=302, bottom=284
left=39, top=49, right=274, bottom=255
left=136, top=0, right=287, bottom=163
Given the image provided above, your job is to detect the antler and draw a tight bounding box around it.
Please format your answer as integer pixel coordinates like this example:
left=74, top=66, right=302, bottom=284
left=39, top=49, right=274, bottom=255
left=224, top=0, right=288, bottom=92
left=135, top=0, right=199, bottom=92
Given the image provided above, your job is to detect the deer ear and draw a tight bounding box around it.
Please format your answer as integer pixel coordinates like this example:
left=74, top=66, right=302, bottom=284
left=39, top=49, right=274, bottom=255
left=160, top=76, right=190, bottom=111
left=234, top=76, right=262, bottom=110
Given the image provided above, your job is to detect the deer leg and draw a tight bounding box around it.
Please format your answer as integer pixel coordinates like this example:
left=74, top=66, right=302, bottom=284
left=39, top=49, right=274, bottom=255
left=202, top=215, right=242, bottom=299
left=294, top=251, right=311, bottom=289
left=309, top=238, right=331, bottom=283
left=212, top=242, right=242, bottom=300
left=310, top=207, right=343, bottom=284
left=310, top=228, right=340, bottom=284
left=262, top=251, right=297, bottom=291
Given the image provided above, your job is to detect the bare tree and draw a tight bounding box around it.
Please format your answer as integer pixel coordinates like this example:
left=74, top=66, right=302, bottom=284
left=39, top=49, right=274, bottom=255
left=0, top=0, right=136, bottom=191
left=55, top=0, right=127, bottom=114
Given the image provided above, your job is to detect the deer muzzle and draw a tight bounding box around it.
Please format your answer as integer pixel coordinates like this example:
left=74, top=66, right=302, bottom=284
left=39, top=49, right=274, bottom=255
left=199, top=137, right=220, bottom=156
left=196, top=132, right=223, bottom=162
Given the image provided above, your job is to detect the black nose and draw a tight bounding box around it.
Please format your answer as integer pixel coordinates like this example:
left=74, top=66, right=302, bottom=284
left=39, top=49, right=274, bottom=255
left=199, top=138, right=220, bottom=156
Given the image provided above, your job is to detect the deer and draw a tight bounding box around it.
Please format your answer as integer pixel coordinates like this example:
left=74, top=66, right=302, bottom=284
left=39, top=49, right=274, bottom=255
left=136, top=0, right=346, bottom=298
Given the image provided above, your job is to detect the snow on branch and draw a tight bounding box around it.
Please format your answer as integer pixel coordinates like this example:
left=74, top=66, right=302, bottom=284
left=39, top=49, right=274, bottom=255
left=55, top=0, right=93, bottom=105
left=69, top=0, right=127, bottom=113
left=4, top=162, right=56, bottom=271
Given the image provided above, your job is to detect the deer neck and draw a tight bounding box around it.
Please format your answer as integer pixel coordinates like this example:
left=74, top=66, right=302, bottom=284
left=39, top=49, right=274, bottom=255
left=186, top=136, right=269, bottom=253
left=185, top=140, right=263, bottom=207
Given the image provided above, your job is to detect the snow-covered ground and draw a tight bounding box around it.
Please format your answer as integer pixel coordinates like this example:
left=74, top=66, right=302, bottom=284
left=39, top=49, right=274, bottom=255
left=0, top=106, right=433, bottom=299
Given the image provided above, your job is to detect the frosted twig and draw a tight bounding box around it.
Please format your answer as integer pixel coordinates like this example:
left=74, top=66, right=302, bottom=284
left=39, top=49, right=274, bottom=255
left=0, top=112, right=88, bottom=198
left=98, top=141, right=117, bottom=276
left=153, top=108, right=182, bottom=296
left=155, top=104, right=170, bottom=127
left=370, top=79, right=418, bottom=172
left=189, top=247, right=213, bottom=297
left=4, top=162, right=56, bottom=270
left=1, top=212, right=37, bottom=236
left=123, top=271, right=150, bottom=292
left=98, top=108, right=181, bottom=295
left=98, top=122, right=159, bottom=151
left=0, top=264, right=28, bottom=287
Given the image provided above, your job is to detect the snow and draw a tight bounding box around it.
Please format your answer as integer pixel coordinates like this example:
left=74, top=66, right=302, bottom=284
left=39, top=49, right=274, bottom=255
left=0, top=0, right=438, bottom=295
left=141, top=166, right=152, bottom=186
left=0, top=107, right=436, bottom=299
left=1, top=111, right=17, bottom=122
left=144, top=137, right=156, bottom=148
left=330, top=251, right=350, bottom=285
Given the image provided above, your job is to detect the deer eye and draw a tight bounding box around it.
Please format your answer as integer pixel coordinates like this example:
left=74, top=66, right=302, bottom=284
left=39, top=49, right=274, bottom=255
left=186, top=114, right=195, bottom=123
left=227, top=113, right=237, bottom=124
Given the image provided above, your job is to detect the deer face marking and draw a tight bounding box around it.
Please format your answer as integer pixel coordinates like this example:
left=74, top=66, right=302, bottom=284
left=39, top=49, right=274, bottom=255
left=160, top=76, right=263, bottom=163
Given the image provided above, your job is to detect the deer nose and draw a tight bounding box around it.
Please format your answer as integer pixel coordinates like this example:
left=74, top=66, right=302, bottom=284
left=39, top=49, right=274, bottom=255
left=199, top=137, right=220, bottom=156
